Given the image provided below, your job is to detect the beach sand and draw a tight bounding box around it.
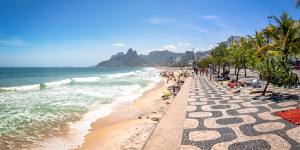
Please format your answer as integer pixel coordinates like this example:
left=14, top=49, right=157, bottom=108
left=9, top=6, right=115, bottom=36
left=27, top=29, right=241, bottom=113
left=78, top=78, right=175, bottom=150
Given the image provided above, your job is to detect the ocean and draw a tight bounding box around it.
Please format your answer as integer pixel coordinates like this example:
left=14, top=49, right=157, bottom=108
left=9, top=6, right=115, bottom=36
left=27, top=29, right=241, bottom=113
left=0, top=67, right=161, bottom=149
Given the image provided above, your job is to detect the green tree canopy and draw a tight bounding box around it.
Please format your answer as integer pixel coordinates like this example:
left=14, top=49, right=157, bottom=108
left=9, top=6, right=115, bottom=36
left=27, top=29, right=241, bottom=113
left=258, top=55, right=299, bottom=95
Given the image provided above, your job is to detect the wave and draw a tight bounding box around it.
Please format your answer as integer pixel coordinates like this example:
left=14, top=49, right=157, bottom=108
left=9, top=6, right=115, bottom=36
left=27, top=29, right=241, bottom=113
left=0, top=68, right=162, bottom=149
left=0, top=68, right=157, bottom=92
left=72, top=77, right=100, bottom=83
left=1, top=84, right=40, bottom=91
left=38, top=82, right=153, bottom=149
left=0, top=77, right=102, bottom=92
left=46, top=79, right=72, bottom=86
left=104, top=71, right=137, bottom=79
left=142, top=67, right=156, bottom=72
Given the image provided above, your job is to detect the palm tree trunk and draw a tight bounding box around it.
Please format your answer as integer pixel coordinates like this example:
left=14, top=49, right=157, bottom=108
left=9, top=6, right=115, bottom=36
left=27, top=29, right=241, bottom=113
left=262, top=81, right=269, bottom=96
left=244, top=67, right=247, bottom=78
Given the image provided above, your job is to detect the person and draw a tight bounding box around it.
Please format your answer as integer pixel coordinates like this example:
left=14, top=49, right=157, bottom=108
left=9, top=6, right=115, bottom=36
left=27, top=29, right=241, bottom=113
left=208, top=64, right=213, bottom=81
left=172, top=84, right=176, bottom=97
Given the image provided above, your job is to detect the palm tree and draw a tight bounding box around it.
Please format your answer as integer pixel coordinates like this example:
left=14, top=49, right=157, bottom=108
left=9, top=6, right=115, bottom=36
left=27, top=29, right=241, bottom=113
left=248, top=31, right=276, bottom=59
left=269, top=12, right=300, bottom=63
left=297, top=0, right=300, bottom=7
left=248, top=31, right=266, bottom=53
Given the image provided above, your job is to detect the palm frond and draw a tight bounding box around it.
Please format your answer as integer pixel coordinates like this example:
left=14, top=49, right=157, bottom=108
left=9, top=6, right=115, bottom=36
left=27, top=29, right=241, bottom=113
left=267, top=50, right=281, bottom=57
left=257, top=44, right=274, bottom=56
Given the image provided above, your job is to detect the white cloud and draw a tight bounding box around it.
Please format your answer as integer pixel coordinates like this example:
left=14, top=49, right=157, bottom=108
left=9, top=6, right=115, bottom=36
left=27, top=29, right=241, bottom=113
left=145, top=17, right=173, bottom=24
left=209, top=44, right=216, bottom=49
left=113, top=43, right=125, bottom=47
left=0, top=38, right=25, bottom=46
left=179, top=42, right=191, bottom=46
left=202, top=15, right=218, bottom=20
left=202, top=15, right=228, bottom=28
left=187, top=25, right=209, bottom=33
left=194, top=43, right=217, bottom=51
left=162, top=45, right=177, bottom=50
left=219, top=22, right=228, bottom=28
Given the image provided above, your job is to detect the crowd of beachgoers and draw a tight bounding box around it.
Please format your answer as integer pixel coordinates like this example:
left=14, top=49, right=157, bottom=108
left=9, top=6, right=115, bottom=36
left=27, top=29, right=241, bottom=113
left=190, top=64, right=300, bottom=101
left=159, top=68, right=190, bottom=99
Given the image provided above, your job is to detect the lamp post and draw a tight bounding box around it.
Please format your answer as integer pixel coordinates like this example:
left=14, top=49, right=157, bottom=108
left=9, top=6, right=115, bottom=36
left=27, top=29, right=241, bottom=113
left=266, top=16, right=273, bottom=44
left=267, top=16, right=272, bottom=25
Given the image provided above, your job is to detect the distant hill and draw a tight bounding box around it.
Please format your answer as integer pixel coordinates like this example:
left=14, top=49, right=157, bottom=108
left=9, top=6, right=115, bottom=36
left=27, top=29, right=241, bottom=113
left=97, top=48, right=184, bottom=67
left=96, top=48, right=207, bottom=67
left=97, top=48, right=147, bottom=67
left=144, top=50, right=183, bottom=65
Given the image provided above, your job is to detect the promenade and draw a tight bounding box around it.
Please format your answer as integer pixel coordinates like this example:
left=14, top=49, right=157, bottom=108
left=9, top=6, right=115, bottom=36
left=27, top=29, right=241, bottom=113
left=145, top=76, right=300, bottom=150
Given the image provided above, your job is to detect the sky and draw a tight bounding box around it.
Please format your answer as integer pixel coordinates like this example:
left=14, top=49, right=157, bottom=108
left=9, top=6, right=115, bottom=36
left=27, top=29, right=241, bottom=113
left=0, top=0, right=299, bottom=67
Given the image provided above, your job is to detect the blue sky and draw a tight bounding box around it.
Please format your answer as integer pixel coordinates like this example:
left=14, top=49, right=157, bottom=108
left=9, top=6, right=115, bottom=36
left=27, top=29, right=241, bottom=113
left=0, top=0, right=299, bottom=67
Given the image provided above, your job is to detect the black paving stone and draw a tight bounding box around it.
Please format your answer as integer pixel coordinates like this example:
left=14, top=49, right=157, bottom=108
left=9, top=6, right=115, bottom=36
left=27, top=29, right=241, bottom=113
left=216, top=117, right=244, bottom=125
left=181, top=76, right=300, bottom=150
left=211, top=104, right=232, bottom=109
left=228, top=140, right=271, bottom=150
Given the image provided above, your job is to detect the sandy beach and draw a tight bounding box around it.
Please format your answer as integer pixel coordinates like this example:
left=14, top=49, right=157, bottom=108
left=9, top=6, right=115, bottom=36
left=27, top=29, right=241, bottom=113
left=78, top=77, right=176, bottom=150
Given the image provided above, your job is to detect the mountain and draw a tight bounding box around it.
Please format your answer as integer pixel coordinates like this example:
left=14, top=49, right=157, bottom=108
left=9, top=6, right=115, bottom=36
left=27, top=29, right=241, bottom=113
left=96, top=48, right=207, bottom=67
left=97, top=48, right=147, bottom=67
left=144, top=50, right=184, bottom=65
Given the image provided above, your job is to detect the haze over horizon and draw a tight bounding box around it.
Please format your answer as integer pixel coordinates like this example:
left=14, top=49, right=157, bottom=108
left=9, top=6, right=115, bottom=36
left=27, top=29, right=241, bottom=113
left=0, top=0, right=299, bottom=67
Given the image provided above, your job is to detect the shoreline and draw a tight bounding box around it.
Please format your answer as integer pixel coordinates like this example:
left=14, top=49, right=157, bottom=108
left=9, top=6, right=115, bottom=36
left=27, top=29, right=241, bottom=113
left=78, top=78, right=174, bottom=150
left=36, top=68, right=164, bottom=150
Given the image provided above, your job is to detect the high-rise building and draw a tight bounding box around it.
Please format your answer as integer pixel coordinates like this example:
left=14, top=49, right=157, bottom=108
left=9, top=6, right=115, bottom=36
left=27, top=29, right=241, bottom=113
left=185, top=51, right=194, bottom=61
left=185, top=51, right=195, bottom=65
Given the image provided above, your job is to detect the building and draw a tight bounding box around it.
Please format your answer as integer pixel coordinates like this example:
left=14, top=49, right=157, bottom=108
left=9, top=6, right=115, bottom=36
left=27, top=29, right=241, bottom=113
left=226, top=36, right=242, bottom=48
left=195, top=51, right=211, bottom=60
left=185, top=51, right=194, bottom=61
left=185, top=51, right=195, bottom=65
left=195, top=51, right=203, bottom=60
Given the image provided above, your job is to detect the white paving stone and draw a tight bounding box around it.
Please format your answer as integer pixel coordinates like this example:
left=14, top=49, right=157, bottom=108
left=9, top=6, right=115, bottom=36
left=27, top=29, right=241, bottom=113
left=189, top=112, right=213, bottom=118
left=184, top=118, right=199, bottom=129
left=236, top=107, right=259, bottom=114
left=189, top=130, right=221, bottom=141
left=286, top=126, right=300, bottom=143
left=254, top=122, right=285, bottom=132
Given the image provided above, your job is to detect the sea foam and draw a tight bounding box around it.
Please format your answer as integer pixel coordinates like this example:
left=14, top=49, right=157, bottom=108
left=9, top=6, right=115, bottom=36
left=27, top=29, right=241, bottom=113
left=72, top=77, right=100, bottom=83
left=0, top=67, right=162, bottom=150
left=0, top=77, right=102, bottom=92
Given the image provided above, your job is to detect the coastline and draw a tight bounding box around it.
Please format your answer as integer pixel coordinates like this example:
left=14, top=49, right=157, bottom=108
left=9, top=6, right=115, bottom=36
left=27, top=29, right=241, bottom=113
left=78, top=78, right=174, bottom=150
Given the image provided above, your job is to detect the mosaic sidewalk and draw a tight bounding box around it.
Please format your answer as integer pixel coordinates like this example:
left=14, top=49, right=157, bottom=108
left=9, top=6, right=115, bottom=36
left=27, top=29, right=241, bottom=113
left=181, top=76, right=300, bottom=150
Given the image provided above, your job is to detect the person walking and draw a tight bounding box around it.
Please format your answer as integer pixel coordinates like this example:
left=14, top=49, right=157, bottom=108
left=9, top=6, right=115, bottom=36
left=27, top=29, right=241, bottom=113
left=208, top=64, right=213, bottom=81
left=192, top=66, right=197, bottom=77
left=195, top=67, right=199, bottom=76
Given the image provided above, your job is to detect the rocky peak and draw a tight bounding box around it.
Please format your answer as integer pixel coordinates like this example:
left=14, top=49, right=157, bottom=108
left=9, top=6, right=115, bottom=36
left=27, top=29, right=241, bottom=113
left=126, top=48, right=137, bottom=56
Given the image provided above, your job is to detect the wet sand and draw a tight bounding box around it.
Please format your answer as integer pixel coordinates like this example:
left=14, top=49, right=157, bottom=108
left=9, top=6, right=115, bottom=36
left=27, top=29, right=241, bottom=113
left=78, top=79, right=174, bottom=150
